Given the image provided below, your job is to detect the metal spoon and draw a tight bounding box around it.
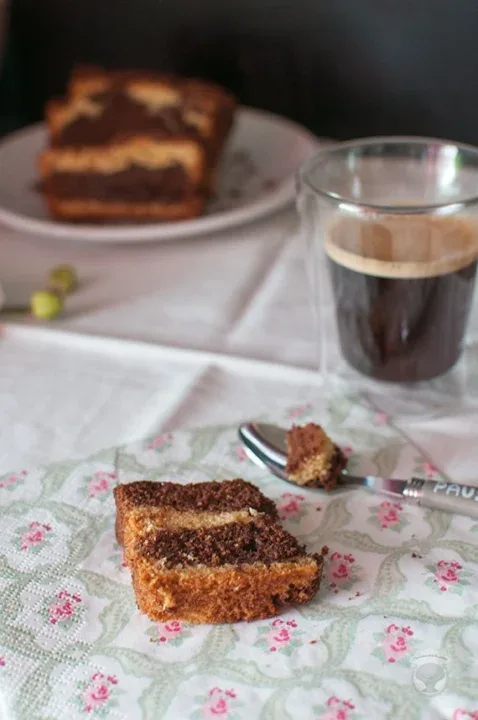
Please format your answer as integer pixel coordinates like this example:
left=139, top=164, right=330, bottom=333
left=238, top=421, right=478, bottom=519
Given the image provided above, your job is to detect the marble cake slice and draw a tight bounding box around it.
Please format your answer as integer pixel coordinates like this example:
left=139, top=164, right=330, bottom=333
left=130, top=516, right=323, bottom=624
left=113, top=478, right=279, bottom=565
left=286, top=423, right=347, bottom=490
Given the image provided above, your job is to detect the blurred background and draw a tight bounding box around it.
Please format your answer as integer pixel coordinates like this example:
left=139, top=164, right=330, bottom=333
left=1, top=0, right=478, bottom=143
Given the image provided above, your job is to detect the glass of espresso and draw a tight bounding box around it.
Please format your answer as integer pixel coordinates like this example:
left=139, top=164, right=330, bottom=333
left=297, top=138, right=478, bottom=385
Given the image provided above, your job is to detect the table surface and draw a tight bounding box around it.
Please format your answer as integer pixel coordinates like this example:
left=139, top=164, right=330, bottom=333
left=0, top=207, right=317, bottom=471
left=1, top=206, right=478, bottom=719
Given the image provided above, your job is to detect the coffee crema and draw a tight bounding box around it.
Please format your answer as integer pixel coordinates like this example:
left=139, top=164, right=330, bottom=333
left=325, top=215, right=478, bottom=382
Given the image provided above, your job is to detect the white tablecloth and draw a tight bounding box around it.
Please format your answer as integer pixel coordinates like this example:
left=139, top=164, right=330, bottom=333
left=2, top=206, right=478, bottom=472
left=0, top=207, right=320, bottom=470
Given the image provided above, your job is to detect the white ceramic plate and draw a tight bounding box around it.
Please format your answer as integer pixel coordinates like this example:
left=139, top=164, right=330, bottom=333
left=0, top=107, right=324, bottom=243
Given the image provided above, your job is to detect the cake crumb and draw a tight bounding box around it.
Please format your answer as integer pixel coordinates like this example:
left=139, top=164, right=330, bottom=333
left=309, top=640, right=317, bottom=645
left=411, top=553, right=422, bottom=559
left=321, top=545, right=329, bottom=556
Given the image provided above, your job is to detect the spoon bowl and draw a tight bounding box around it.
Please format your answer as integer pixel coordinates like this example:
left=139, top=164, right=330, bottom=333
left=238, top=421, right=363, bottom=490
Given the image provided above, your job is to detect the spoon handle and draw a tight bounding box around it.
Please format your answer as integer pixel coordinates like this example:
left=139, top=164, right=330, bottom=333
left=405, top=478, right=478, bottom=519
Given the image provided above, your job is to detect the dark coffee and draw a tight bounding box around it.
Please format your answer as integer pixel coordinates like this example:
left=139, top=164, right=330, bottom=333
left=326, top=216, right=478, bottom=382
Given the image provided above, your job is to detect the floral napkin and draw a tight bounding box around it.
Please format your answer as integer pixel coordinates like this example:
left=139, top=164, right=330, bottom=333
left=1, top=394, right=478, bottom=720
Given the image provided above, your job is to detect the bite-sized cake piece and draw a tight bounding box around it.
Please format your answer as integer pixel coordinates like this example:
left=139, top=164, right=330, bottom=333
left=114, top=478, right=278, bottom=562
left=131, top=516, right=323, bottom=624
left=286, top=423, right=347, bottom=490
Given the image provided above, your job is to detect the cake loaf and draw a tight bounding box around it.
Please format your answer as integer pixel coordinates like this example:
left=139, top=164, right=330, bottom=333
left=131, top=515, right=323, bottom=624
left=38, top=66, right=236, bottom=222
left=286, top=423, right=347, bottom=490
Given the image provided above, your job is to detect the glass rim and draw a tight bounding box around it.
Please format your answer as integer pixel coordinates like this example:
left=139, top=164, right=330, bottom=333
left=298, top=135, right=478, bottom=214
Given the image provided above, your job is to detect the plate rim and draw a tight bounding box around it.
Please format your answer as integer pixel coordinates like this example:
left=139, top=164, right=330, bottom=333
left=0, top=106, right=322, bottom=243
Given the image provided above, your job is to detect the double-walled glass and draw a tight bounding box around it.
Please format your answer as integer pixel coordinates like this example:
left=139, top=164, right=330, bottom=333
left=297, top=137, right=478, bottom=412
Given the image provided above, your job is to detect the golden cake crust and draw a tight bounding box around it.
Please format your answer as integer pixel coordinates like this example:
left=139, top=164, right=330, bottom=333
left=41, top=195, right=206, bottom=223
left=132, top=557, right=323, bottom=624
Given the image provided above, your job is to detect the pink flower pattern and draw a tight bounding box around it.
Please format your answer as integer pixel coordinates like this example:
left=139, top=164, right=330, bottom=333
left=76, top=672, right=121, bottom=715
left=147, top=620, right=192, bottom=647
left=47, top=589, right=83, bottom=627
left=87, top=471, right=117, bottom=500
left=276, top=492, right=305, bottom=521
left=414, top=457, right=440, bottom=480
left=17, top=521, right=53, bottom=552
left=425, top=559, right=472, bottom=594
left=326, top=552, right=362, bottom=592
left=314, top=696, right=359, bottom=720
left=254, top=618, right=303, bottom=656
left=232, top=443, right=249, bottom=463
left=453, top=711, right=478, bottom=720
left=287, top=403, right=313, bottom=419
left=374, top=411, right=389, bottom=426
left=191, top=687, right=241, bottom=720
left=0, top=470, right=27, bottom=490
left=368, top=501, right=408, bottom=532
left=0, top=657, right=5, bottom=667
left=422, top=462, right=438, bottom=479
left=372, top=623, right=415, bottom=665
left=108, top=541, right=127, bottom=569
left=145, top=433, right=173, bottom=452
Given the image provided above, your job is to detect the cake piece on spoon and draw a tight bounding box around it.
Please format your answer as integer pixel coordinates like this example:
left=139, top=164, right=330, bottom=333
left=286, top=423, right=347, bottom=490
